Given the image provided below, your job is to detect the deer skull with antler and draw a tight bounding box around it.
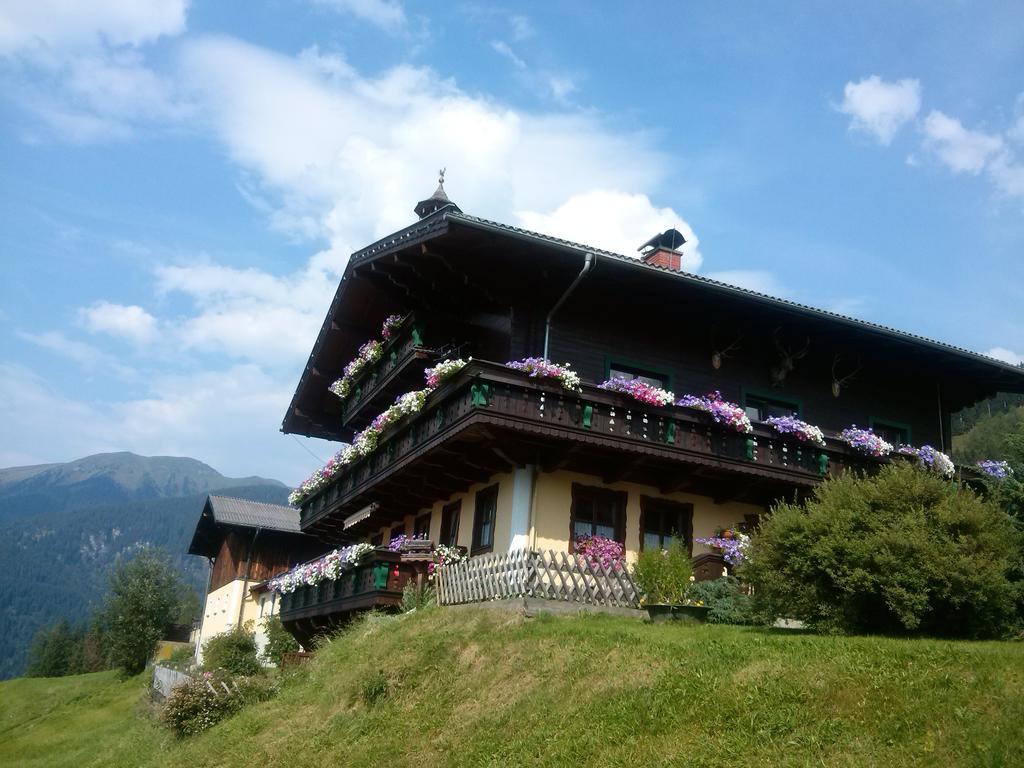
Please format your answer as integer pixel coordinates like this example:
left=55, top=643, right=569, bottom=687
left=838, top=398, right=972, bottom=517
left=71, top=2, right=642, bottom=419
left=770, top=329, right=810, bottom=387
left=711, top=332, right=743, bottom=370
left=831, top=354, right=863, bottom=397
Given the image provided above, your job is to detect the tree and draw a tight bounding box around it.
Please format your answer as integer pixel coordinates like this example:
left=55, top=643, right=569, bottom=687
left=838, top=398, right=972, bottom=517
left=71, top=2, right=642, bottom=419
left=260, top=615, right=299, bottom=666
left=25, top=620, right=83, bottom=678
left=100, top=547, right=185, bottom=676
left=745, top=463, right=1022, bottom=638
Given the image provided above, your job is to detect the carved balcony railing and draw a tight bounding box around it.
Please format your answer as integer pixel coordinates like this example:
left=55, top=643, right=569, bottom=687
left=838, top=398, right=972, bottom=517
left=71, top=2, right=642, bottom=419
left=298, top=360, right=893, bottom=534
left=277, top=549, right=432, bottom=626
left=338, top=316, right=432, bottom=431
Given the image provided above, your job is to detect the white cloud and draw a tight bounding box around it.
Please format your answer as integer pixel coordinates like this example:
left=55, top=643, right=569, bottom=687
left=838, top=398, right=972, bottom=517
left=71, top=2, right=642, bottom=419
left=491, top=40, right=526, bottom=69
left=0, top=0, right=187, bottom=56
left=79, top=301, right=158, bottom=343
left=704, top=270, right=786, bottom=297
left=16, top=330, right=137, bottom=379
left=518, top=190, right=702, bottom=271
left=509, top=14, right=534, bottom=41
left=313, top=0, right=406, bottom=32
left=921, top=110, right=1002, bottom=174
left=985, top=346, right=1024, bottom=365
left=838, top=75, right=921, bottom=145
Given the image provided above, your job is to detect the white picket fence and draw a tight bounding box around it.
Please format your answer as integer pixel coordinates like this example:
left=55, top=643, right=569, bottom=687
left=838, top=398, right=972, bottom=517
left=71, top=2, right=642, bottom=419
left=435, top=549, right=640, bottom=609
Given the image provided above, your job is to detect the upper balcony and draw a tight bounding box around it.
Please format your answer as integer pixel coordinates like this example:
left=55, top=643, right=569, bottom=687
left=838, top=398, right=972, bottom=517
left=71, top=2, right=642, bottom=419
left=329, top=315, right=436, bottom=433
left=297, top=360, right=896, bottom=540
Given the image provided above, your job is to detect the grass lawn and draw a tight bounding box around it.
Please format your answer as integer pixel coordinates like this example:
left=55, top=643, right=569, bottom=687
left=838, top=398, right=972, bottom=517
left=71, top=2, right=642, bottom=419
left=2, top=608, right=1023, bottom=767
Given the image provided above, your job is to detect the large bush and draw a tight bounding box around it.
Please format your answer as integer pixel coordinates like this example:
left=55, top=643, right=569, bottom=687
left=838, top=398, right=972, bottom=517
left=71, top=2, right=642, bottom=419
left=202, top=629, right=261, bottom=676
left=631, top=540, right=692, bottom=604
left=260, top=616, right=299, bottom=666
left=685, top=576, right=754, bottom=624
left=745, top=463, right=1021, bottom=637
left=161, top=671, right=276, bottom=736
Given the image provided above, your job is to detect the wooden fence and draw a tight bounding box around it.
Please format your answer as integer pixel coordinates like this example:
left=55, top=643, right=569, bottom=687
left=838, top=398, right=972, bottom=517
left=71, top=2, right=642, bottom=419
left=151, top=665, right=192, bottom=700
left=435, top=549, right=640, bottom=609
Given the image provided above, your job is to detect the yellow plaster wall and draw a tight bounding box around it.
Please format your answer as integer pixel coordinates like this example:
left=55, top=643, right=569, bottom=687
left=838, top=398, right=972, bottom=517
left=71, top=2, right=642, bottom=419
left=196, top=578, right=277, bottom=664
left=531, top=470, right=762, bottom=562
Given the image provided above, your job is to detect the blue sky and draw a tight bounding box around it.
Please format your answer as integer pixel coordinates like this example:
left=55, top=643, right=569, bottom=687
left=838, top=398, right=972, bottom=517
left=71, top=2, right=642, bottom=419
left=1, top=1, right=1022, bottom=484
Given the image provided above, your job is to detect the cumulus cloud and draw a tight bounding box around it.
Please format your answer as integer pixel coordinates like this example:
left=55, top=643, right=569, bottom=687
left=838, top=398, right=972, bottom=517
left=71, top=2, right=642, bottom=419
left=985, top=346, right=1024, bottom=365
left=0, top=0, right=187, bottom=56
left=517, top=190, right=702, bottom=270
left=921, top=111, right=1002, bottom=174
left=838, top=75, right=921, bottom=145
left=79, top=301, right=158, bottom=343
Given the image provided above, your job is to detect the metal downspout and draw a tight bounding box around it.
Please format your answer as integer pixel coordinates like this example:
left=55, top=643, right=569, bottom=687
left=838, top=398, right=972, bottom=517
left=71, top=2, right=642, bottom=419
left=543, top=252, right=595, bottom=360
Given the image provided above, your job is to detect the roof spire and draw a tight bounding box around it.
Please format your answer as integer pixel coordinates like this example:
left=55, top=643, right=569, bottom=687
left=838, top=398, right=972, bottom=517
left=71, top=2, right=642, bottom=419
left=414, top=167, right=461, bottom=219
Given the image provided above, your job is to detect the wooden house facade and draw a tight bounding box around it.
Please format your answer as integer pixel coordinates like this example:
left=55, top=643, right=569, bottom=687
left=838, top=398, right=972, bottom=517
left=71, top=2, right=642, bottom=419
left=273, top=181, right=1024, bottom=630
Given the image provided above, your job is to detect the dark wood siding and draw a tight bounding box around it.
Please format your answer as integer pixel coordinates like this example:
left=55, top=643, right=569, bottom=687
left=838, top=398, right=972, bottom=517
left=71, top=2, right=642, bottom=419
left=208, top=530, right=326, bottom=593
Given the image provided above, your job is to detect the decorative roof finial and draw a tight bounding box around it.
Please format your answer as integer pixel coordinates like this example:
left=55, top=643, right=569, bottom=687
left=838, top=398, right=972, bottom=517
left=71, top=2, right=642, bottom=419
left=414, top=167, right=461, bottom=219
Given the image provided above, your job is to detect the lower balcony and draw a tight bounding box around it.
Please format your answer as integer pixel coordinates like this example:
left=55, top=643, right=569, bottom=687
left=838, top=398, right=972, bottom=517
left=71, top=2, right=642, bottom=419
left=278, top=549, right=432, bottom=645
left=297, top=360, right=885, bottom=541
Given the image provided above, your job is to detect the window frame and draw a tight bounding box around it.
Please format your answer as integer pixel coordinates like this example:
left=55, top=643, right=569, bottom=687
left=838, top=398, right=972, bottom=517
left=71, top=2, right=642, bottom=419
left=471, top=484, right=499, bottom=555
left=388, top=523, right=405, bottom=544
left=569, top=483, right=627, bottom=549
left=440, top=500, right=461, bottom=548
left=639, top=496, right=693, bottom=555
left=869, top=416, right=912, bottom=446
left=604, top=356, right=672, bottom=390
left=369, top=532, right=383, bottom=547
left=742, top=388, right=801, bottom=422
left=413, top=512, right=431, bottom=539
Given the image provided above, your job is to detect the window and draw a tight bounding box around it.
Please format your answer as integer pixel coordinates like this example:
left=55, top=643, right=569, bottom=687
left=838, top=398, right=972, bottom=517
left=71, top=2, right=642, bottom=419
left=369, top=532, right=383, bottom=546
left=440, top=500, right=461, bottom=548
left=607, top=361, right=669, bottom=389
left=570, top=483, right=626, bottom=545
left=870, top=418, right=910, bottom=447
left=640, top=497, right=693, bottom=553
left=389, top=524, right=405, bottom=544
left=471, top=485, right=499, bottom=554
left=413, top=513, right=431, bottom=539
left=744, top=392, right=799, bottom=422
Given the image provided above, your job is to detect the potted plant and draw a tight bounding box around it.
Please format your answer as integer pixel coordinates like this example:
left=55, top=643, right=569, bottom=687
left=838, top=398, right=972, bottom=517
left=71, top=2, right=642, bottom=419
left=632, top=540, right=708, bottom=623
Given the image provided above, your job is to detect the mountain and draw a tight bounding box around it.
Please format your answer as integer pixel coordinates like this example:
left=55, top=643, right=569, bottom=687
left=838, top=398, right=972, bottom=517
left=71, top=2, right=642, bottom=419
left=0, top=452, right=289, bottom=680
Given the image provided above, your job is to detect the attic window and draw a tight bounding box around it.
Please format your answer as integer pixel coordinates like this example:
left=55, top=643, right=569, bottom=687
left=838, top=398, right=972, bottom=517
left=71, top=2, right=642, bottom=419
left=744, top=393, right=799, bottom=422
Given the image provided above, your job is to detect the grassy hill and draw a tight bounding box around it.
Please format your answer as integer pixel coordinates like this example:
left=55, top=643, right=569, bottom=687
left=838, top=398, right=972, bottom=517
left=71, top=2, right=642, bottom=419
left=2, top=607, right=1023, bottom=767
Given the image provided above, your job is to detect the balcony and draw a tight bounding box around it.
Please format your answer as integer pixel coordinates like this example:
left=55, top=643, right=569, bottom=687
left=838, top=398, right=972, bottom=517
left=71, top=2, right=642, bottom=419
left=298, top=360, right=887, bottom=540
left=278, top=548, right=432, bottom=645
left=338, top=317, right=433, bottom=432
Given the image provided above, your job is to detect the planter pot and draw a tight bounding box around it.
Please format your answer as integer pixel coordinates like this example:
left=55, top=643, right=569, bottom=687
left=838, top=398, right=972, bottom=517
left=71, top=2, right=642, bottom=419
left=671, top=605, right=710, bottom=624
left=645, top=604, right=674, bottom=623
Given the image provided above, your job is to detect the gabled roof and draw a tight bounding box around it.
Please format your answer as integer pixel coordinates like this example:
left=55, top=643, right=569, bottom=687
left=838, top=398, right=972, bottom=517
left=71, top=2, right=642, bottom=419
left=187, top=495, right=303, bottom=557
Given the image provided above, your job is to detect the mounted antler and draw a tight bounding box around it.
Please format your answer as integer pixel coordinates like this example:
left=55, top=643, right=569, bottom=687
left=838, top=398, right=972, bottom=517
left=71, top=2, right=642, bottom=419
left=770, top=328, right=810, bottom=387
left=711, top=332, right=743, bottom=370
left=831, top=354, right=863, bottom=397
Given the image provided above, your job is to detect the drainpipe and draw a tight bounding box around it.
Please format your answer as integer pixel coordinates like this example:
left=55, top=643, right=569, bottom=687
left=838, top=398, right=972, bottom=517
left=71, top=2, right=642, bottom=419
left=936, top=383, right=945, bottom=452
left=543, top=252, right=595, bottom=360
left=236, top=528, right=262, bottom=631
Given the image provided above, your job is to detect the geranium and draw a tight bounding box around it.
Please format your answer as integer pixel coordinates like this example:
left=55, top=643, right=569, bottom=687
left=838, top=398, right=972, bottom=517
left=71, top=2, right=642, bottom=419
left=387, top=533, right=428, bottom=552
left=696, top=532, right=751, bottom=566
left=977, top=459, right=1013, bottom=480
left=380, top=314, right=403, bottom=340
left=598, top=376, right=675, bottom=407
left=329, top=339, right=383, bottom=401
left=676, top=391, right=752, bottom=433
left=574, top=534, right=625, bottom=572
left=898, top=444, right=955, bottom=479
left=505, top=357, right=582, bottom=392
left=424, top=358, right=470, bottom=389
left=839, top=426, right=893, bottom=457
left=289, top=446, right=357, bottom=505
left=764, top=415, right=826, bottom=447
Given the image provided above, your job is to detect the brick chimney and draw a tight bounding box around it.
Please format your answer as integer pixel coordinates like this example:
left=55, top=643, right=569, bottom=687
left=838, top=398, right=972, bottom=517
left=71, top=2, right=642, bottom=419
left=638, top=228, right=686, bottom=271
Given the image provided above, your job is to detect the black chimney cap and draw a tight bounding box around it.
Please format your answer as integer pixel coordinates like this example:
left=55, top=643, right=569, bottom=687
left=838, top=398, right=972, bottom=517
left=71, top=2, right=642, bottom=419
left=638, top=228, right=686, bottom=253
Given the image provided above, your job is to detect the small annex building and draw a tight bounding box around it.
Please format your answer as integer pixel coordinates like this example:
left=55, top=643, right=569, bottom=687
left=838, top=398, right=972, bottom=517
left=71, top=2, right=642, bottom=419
left=187, top=495, right=325, bottom=663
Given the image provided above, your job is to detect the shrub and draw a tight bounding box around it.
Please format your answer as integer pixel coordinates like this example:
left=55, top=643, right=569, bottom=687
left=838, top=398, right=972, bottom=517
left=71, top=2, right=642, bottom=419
left=631, top=540, right=692, bottom=604
left=745, top=462, right=1022, bottom=638
left=202, top=629, right=261, bottom=676
left=400, top=582, right=436, bottom=612
left=164, top=645, right=195, bottom=671
left=161, top=671, right=277, bottom=736
left=260, top=615, right=299, bottom=667
left=685, top=577, right=755, bottom=625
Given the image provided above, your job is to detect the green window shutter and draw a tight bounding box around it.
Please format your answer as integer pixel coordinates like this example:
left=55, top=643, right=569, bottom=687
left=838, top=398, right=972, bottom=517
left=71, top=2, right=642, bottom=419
left=582, top=404, right=593, bottom=429
left=411, top=326, right=423, bottom=346
left=373, top=563, right=389, bottom=589
left=745, top=438, right=755, bottom=460
left=471, top=383, right=491, bottom=407
left=818, top=453, right=828, bottom=475
left=665, top=420, right=676, bottom=445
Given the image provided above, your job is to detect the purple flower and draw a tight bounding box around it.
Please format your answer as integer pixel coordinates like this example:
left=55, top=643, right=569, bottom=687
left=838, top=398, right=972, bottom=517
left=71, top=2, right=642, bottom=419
left=977, top=459, right=1013, bottom=480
